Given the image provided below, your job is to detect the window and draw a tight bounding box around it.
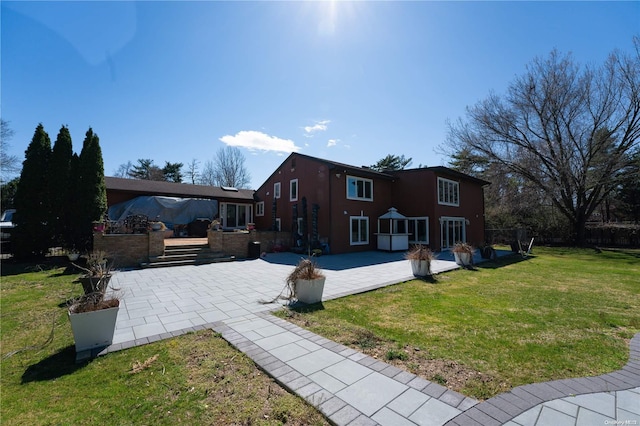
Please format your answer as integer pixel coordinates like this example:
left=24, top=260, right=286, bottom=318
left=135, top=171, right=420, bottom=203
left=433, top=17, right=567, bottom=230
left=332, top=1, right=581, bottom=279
left=350, top=216, right=369, bottom=245
left=347, top=176, right=373, bottom=201
left=440, top=217, right=465, bottom=249
left=290, top=179, right=298, bottom=201
left=220, top=203, right=253, bottom=228
left=256, top=201, right=264, bottom=216
left=274, top=182, right=281, bottom=199
left=408, top=217, right=429, bottom=244
left=275, top=218, right=281, bottom=231
left=438, top=177, right=459, bottom=206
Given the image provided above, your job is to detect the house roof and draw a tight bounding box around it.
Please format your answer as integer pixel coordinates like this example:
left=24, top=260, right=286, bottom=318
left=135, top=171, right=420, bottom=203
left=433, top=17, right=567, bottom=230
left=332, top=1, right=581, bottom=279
left=255, top=152, right=395, bottom=193
left=392, top=166, right=491, bottom=186
left=105, top=177, right=255, bottom=201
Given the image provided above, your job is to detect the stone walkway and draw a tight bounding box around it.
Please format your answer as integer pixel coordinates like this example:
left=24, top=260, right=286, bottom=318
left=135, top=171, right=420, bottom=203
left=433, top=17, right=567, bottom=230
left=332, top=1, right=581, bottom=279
left=98, top=250, right=640, bottom=426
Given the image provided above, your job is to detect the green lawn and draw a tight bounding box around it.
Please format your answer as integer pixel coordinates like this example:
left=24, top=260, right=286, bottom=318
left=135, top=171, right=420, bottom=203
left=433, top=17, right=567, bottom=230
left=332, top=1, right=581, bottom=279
left=276, top=247, right=640, bottom=400
left=0, top=260, right=328, bottom=426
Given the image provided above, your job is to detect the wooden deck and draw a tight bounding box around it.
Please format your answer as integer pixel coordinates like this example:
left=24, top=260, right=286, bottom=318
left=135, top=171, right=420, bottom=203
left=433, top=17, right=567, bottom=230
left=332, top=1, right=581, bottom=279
left=164, top=237, right=208, bottom=246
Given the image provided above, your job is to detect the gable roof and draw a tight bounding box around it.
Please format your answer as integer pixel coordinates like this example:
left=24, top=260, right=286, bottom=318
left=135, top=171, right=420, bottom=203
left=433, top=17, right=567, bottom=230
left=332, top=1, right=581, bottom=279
left=391, top=166, right=491, bottom=186
left=256, top=152, right=395, bottom=193
left=255, top=153, right=489, bottom=192
left=105, top=176, right=255, bottom=201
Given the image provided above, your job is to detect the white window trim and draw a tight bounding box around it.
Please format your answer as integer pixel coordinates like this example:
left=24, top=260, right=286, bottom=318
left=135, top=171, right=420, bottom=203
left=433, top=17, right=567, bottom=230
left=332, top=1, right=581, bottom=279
left=408, top=216, right=429, bottom=244
left=220, top=202, right=253, bottom=229
left=290, top=179, right=298, bottom=202
left=350, top=216, right=369, bottom=245
left=256, top=201, right=265, bottom=217
left=438, top=177, right=460, bottom=206
left=346, top=175, right=373, bottom=202
left=275, top=218, right=281, bottom=232
left=274, top=182, right=281, bottom=199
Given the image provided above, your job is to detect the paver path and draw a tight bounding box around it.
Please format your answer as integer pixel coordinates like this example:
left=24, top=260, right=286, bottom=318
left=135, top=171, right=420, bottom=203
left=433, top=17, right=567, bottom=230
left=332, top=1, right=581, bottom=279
left=99, top=250, right=640, bottom=425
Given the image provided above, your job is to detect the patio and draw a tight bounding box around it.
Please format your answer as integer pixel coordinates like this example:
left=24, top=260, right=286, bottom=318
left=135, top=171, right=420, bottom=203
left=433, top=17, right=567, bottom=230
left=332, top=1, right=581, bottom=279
left=107, top=250, right=469, bottom=349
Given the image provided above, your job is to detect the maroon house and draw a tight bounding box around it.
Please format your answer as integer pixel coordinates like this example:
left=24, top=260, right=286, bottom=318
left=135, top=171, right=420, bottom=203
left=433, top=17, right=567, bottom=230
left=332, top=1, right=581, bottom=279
left=253, top=153, right=489, bottom=254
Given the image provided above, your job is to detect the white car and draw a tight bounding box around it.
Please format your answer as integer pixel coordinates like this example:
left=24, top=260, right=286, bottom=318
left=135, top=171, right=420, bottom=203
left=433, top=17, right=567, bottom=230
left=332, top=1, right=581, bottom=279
left=0, top=209, right=16, bottom=251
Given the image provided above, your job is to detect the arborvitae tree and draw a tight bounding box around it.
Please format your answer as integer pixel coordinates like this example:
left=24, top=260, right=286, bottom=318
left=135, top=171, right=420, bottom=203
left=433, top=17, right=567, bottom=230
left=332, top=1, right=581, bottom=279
left=76, top=128, right=107, bottom=252
left=67, top=153, right=82, bottom=251
left=13, top=124, right=52, bottom=258
left=48, top=126, right=73, bottom=247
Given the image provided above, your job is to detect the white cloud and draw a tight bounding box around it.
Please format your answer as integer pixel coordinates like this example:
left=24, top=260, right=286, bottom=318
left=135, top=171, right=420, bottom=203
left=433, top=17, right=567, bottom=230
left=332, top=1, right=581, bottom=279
left=219, top=130, right=301, bottom=153
left=327, top=138, right=339, bottom=147
left=304, top=120, right=330, bottom=134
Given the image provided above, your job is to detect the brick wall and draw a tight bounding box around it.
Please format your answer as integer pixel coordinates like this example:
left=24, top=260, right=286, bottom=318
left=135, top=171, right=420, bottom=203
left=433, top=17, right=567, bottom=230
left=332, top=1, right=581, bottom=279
left=93, top=232, right=158, bottom=268
left=208, top=230, right=293, bottom=258
left=148, top=230, right=164, bottom=257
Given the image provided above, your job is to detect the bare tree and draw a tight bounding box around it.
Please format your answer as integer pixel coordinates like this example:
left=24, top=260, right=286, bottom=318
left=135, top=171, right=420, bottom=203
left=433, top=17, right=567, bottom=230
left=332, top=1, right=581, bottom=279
left=207, top=146, right=251, bottom=188
left=186, top=158, right=200, bottom=184
left=199, top=160, right=215, bottom=186
left=1, top=119, right=20, bottom=182
left=447, top=41, right=640, bottom=245
left=113, top=161, right=133, bottom=178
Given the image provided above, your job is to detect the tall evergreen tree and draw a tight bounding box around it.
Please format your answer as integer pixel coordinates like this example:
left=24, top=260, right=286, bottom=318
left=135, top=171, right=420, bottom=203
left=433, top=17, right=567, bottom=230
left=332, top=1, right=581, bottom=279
left=162, top=161, right=183, bottom=183
left=67, top=153, right=82, bottom=251
left=13, top=124, right=52, bottom=258
left=370, top=154, right=413, bottom=172
left=48, top=126, right=73, bottom=247
left=76, top=128, right=107, bottom=252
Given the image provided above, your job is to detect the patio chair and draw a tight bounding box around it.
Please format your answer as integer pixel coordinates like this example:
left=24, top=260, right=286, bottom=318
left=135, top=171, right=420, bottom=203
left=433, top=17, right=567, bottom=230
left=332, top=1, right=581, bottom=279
left=518, top=237, right=534, bottom=257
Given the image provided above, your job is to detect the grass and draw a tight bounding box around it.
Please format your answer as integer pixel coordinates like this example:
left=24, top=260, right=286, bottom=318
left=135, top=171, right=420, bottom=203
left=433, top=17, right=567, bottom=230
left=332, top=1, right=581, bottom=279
left=276, top=246, right=640, bottom=400
left=0, top=259, right=328, bottom=426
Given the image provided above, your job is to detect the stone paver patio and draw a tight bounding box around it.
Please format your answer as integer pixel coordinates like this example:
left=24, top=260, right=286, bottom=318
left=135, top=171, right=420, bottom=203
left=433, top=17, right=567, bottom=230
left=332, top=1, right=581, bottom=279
left=96, top=250, right=639, bottom=426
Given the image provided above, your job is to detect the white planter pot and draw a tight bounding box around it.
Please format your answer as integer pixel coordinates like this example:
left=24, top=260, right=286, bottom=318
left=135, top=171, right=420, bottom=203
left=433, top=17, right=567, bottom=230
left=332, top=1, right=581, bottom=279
left=67, top=253, right=80, bottom=261
left=295, top=277, right=326, bottom=304
left=69, top=305, right=119, bottom=352
left=410, top=259, right=431, bottom=277
left=454, top=252, right=472, bottom=266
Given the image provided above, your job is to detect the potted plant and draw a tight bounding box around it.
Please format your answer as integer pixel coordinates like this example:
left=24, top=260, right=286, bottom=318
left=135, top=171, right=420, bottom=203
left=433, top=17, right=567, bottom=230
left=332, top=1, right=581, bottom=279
left=149, top=221, right=166, bottom=231
left=74, top=251, right=113, bottom=295
left=286, top=258, right=326, bottom=304
left=92, top=220, right=105, bottom=233
left=68, top=255, right=120, bottom=354
left=66, top=247, right=80, bottom=261
left=452, top=242, right=475, bottom=267
left=405, top=245, right=434, bottom=277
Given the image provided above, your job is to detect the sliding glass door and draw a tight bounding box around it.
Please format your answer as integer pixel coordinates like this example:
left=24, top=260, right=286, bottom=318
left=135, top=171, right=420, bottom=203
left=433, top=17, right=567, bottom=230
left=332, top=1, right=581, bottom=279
left=440, top=217, right=465, bottom=249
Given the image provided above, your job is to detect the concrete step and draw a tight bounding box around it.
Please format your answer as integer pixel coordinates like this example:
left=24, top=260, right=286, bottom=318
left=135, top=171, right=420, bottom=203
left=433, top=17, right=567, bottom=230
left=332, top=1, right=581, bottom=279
left=140, top=256, right=235, bottom=269
left=141, top=244, right=235, bottom=268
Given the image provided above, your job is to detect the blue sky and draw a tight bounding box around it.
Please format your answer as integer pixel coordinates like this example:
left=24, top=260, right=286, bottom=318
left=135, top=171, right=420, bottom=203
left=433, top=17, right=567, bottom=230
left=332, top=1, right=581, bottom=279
left=2, top=1, right=639, bottom=189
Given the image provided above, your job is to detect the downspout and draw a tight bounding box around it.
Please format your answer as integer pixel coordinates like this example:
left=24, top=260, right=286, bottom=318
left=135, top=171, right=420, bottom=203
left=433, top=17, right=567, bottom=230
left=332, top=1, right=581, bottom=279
left=328, top=164, right=335, bottom=253
left=482, top=184, right=487, bottom=245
